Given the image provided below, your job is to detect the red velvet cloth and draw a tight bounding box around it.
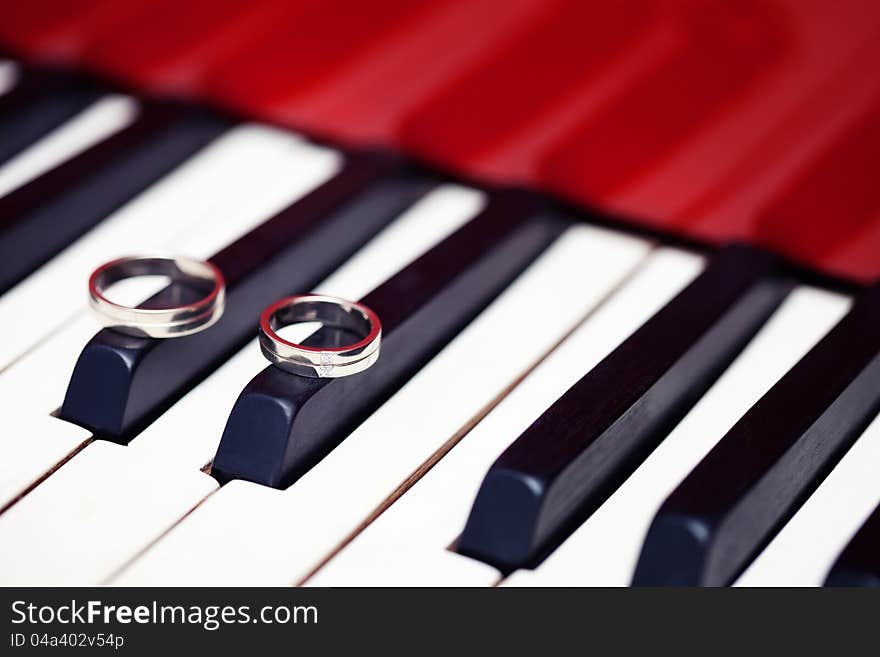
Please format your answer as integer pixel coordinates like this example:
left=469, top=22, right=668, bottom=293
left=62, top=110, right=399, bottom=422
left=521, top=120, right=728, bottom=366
left=2, top=0, right=877, bottom=282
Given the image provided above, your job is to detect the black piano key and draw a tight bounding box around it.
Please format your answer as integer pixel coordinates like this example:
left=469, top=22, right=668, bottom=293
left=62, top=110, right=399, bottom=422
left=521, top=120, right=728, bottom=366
left=0, top=67, right=102, bottom=166
left=457, top=245, right=794, bottom=572
left=633, top=283, right=880, bottom=586
left=0, top=101, right=228, bottom=293
left=60, top=152, right=429, bottom=441
left=210, top=190, right=567, bottom=489
left=825, top=503, right=880, bottom=587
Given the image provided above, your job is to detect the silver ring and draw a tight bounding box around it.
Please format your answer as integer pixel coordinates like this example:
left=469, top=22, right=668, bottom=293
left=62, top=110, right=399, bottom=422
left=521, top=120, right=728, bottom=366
left=88, top=255, right=225, bottom=338
left=259, top=294, right=382, bottom=378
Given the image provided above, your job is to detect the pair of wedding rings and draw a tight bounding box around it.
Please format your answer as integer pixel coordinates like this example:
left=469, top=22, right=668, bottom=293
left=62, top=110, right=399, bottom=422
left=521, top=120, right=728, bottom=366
left=88, top=255, right=382, bottom=379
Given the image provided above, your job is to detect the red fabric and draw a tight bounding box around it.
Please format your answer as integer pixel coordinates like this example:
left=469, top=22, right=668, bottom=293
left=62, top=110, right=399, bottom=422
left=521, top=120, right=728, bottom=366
left=1, top=0, right=877, bottom=282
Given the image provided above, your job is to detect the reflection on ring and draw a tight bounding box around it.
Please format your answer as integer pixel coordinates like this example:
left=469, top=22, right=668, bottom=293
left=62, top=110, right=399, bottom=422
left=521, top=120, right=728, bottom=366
left=258, top=294, right=382, bottom=378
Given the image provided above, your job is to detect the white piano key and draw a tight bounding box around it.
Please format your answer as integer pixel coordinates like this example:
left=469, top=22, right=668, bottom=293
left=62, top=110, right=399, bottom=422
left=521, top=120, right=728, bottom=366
left=305, top=248, right=704, bottom=587
left=735, top=411, right=880, bottom=587
left=0, top=441, right=218, bottom=585
left=327, top=542, right=502, bottom=587
left=0, top=95, right=139, bottom=199
left=116, top=247, right=695, bottom=586
left=0, top=186, right=484, bottom=584
left=0, top=124, right=339, bottom=372
left=0, top=315, right=106, bottom=417
left=0, top=61, right=18, bottom=96
left=0, top=414, right=92, bottom=512
left=502, top=286, right=851, bottom=587
left=0, top=134, right=339, bottom=509
left=0, top=318, right=103, bottom=508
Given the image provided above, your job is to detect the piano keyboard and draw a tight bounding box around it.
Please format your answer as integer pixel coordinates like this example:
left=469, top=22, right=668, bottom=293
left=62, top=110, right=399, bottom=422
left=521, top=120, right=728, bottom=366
left=0, top=60, right=878, bottom=588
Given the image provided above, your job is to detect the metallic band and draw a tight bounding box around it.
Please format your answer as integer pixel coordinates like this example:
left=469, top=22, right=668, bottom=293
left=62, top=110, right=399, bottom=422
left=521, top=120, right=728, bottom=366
left=88, top=255, right=225, bottom=338
left=259, top=294, right=382, bottom=378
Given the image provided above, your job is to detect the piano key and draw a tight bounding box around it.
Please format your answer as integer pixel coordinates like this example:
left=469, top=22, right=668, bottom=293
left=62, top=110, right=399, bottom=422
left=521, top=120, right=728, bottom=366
left=210, top=190, right=566, bottom=489
left=0, top=414, right=92, bottom=515
left=457, top=245, right=793, bottom=572
left=0, top=68, right=103, bottom=167
left=115, top=224, right=652, bottom=586
left=0, top=184, right=485, bottom=585
left=825, top=497, right=880, bottom=587
left=0, top=101, right=229, bottom=293
left=0, top=123, right=323, bottom=373
left=0, top=94, right=138, bottom=199
left=306, top=248, right=704, bottom=586
left=0, top=132, right=341, bottom=509
left=60, top=151, right=423, bottom=441
left=0, top=61, right=18, bottom=96
left=503, top=287, right=851, bottom=587
left=735, top=411, right=880, bottom=587
left=0, top=441, right=218, bottom=585
left=0, top=1, right=145, bottom=62
left=633, top=283, right=880, bottom=586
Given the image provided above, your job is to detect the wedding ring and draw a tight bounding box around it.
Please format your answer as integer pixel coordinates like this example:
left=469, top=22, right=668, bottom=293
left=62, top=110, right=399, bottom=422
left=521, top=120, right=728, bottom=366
left=88, top=255, right=225, bottom=338
left=259, top=294, right=382, bottom=378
